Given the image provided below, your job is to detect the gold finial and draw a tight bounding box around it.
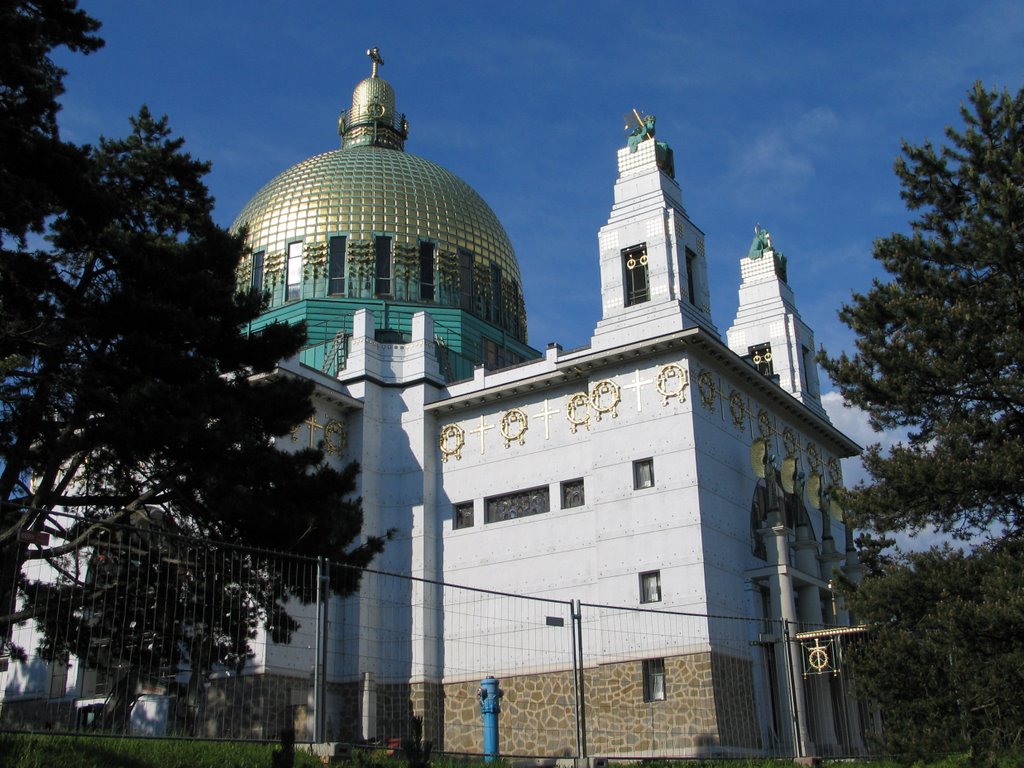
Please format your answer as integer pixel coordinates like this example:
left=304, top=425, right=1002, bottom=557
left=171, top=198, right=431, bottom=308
left=367, top=47, right=384, bottom=78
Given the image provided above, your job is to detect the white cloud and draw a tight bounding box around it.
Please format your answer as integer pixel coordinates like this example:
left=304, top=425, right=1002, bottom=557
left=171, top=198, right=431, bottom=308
left=725, top=106, right=840, bottom=200
left=821, top=390, right=905, bottom=489
left=821, top=391, right=958, bottom=553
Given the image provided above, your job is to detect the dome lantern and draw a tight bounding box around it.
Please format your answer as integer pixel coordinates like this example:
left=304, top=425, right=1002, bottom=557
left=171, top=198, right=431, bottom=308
left=339, top=47, right=408, bottom=151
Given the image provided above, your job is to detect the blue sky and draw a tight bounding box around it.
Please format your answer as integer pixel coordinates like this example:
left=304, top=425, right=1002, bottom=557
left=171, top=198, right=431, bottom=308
left=54, top=1, right=1024, bottom=491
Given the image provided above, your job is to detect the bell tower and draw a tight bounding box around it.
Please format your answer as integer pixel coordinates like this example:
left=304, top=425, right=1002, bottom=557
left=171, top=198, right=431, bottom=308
left=591, top=113, right=717, bottom=350
left=726, top=227, right=826, bottom=418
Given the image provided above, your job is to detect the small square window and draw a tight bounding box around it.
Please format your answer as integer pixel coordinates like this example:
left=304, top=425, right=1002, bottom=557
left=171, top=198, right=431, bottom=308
left=561, top=479, right=585, bottom=509
left=643, top=658, right=666, bottom=702
left=453, top=502, right=474, bottom=530
left=633, top=458, right=655, bottom=490
left=640, top=570, right=661, bottom=603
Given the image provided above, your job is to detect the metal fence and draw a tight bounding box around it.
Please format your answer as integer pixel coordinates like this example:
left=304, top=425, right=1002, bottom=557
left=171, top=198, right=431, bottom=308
left=0, top=519, right=876, bottom=758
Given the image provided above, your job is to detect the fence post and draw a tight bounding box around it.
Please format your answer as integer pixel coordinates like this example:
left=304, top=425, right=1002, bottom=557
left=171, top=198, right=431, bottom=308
left=313, top=556, right=330, bottom=743
left=782, top=619, right=804, bottom=758
left=572, top=599, right=588, bottom=759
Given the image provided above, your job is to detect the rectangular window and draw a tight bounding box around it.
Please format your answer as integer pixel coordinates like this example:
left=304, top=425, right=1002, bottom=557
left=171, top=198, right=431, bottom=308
left=483, top=337, right=500, bottom=370
left=802, top=345, right=819, bottom=397
left=374, top=235, right=392, bottom=296
left=459, top=250, right=475, bottom=311
left=643, top=658, right=666, bottom=702
left=512, top=283, right=523, bottom=338
left=489, top=264, right=503, bottom=324
left=622, top=243, right=649, bottom=306
left=328, top=236, right=347, bottom=295
left=640, top=570, right=662, bottom=603
left=748, top=342, right=774, bottom=377
left=419, top=241, right=435, bottom=301
left=633, top=458, right=655, bottom=490
left=453, top=502, right=474, bottom=530
left=49, top=660, right=69, bottom=698
left=485, top=486, right=549, bottom=523
left=286, top=241, right=303, bottom=301
left=561, top=479, right=585, bottom=509
left=685, top=247, right=697, bottom=305
left=251, top=250, right=265, bottom=294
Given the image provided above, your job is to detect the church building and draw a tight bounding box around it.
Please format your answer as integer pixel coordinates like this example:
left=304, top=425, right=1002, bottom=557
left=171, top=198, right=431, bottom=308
left=227, top=49, right=868, bottom=757
left=1, top=49, right=870, bottom=758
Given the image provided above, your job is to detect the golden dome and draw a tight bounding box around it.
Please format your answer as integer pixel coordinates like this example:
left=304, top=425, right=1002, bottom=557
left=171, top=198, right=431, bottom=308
left=232, top=48, right=528, bottom=344
left=233, top=145, right=523, bottom=294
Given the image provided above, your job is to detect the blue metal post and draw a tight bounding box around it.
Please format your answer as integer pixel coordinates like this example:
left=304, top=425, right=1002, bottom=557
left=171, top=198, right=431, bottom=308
left=477, top=676, right=503, bottom=762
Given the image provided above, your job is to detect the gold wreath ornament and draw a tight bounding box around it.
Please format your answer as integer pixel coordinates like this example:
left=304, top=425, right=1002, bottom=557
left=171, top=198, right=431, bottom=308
left=656, top=363, right=688, bottom=405
left=440, top=424, right=465, bottom=462
left=500, top=408, right=529, bottom=447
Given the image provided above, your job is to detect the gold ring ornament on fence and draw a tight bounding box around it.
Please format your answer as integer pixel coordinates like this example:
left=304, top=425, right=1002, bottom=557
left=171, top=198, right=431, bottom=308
left=806, top=639, right=832, bottom=674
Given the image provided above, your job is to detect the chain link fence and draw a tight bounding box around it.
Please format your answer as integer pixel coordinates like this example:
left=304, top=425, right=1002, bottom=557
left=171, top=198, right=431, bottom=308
left=1, top=519, right=875, bottom=758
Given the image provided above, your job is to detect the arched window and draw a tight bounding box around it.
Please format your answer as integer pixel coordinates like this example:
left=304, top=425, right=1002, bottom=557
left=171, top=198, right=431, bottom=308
left=751, top=472, right=814, bottom=560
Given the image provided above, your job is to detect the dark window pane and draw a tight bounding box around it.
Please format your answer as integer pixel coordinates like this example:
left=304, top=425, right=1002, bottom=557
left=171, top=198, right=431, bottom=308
left=633, top=458, right=654, bottom=489
left=328, top=236, right=347, bottom=295
left=459, top=250, right=474, bottom=311
left=419, top=241, right=435, bottom=301
left=454, top=502, right=474, bottom=530
left=490, top=263, right=502, bottom=324
left=640, top=571, right=661, bottom=603
left=685, top=246, right=697, bottom=305
left=561, top=479, right=585, bottom=509
left=748, top=342, right=774, bottom=377
left=622, top=244, right=649, bottom=306
left=375, top=236, right=392, bottom=296
left=485, top=486, right=550, bottom=523
left=252, top=250, right=265, bottom=294
left=643, top=658, right=666, bottom=702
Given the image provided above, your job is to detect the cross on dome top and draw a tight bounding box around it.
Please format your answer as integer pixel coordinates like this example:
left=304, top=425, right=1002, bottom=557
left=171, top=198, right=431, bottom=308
left=367, top=47, right=384, bottom=78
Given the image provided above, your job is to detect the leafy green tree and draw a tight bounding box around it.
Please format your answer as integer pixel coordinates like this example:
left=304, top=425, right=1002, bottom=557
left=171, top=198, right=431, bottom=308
left=825, top=83, right=1024, bottom=759
left=0, top=1, right=385, bottom=733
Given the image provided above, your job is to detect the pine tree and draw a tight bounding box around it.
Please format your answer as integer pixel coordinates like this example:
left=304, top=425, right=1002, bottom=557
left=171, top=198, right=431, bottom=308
left=0, top=1, right=386, bottom=732
left=825, top=83, right=1024, bottom=542
left=824, top=83, right=1024, bottom=758
left=0, top=0, right=102, bottom=240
